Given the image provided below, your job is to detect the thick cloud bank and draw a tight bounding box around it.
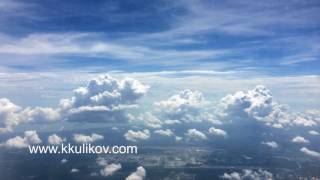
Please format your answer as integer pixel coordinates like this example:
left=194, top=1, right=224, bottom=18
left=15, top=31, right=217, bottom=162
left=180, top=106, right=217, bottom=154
left=60, top=74, right=149, bottom=122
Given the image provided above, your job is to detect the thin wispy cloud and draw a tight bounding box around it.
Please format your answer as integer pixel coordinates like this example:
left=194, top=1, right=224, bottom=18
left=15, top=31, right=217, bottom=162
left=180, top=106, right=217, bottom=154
left=0, top=33, right=228, bottom=68
left=0, top=0, right=318, bottom=72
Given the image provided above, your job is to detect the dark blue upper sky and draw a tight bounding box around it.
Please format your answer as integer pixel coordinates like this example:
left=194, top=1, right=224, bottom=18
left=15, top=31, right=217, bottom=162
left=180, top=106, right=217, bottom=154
left=0, top=0, right=319, bottom=75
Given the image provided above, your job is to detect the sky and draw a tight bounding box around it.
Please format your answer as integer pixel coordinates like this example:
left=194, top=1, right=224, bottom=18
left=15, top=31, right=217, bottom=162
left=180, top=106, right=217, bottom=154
left=0, top=0, right=319, bottom=73
left=0, top=0, right=319, bottom=109
left=1, top=2, right=320, bottom=178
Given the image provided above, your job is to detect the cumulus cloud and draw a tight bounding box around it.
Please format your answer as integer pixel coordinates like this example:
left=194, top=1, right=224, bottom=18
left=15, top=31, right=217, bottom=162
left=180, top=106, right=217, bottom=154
left=208, top=127, right=227, bottom=137
left=21, top=107, right=60, bottom=123
left=0, top=98, right=60, bottom=133
left=261, top=141, right=278, bottom=149
left=60, top=74, right=149, bottom=122
left=0, top=98, right=21, bottom=132
left=292, top=136, right=309, bottom=144
left=164, top=119, right=181, bottom=125
left=124, top=129, right=150, bottom=142
left=70, top=168, right=79, bottom=173
left=155, top=89, right=218, bottom=124
left=218, top=85, right=273, bottom=120
left=300, top=147, right=320, bottom=159
left=291, top=114, right=317, bottom=127
left=96, top=157, right=108, bottom=166
left=100, top=163, right=122, bottom=177
left=175, top=136, right=183, bottom=141
left=112, top=126, right=119, bottom=131
left=126, top=166, right=146, bottom=180
left=73, top=133, right=104, bottom=143
left=134, top=112, right=163, bottom=129
left=292, top=109, right=320, bottom=127
left=309, top=130, right=320, bottom=136
left=217, top=85, right=319, bottom=128
left=61, top=158, right=68, bottom=164
left=48, top=134, right=65, bottom=145
left=186, top=129, right=207, bottom=141
left=1, top=130, right=41, bottom=148
left=154, top=129, right=174, bottom=137
left=221, top=169, right=273, bottom=180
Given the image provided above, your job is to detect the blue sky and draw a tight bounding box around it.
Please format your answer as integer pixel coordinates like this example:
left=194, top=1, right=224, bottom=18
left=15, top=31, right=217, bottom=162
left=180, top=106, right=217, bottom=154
left=1, top=2, right=320, bottom=169
left=0, top=0, right=319, bottom=111
left=0, top=0, right=319, bottom=75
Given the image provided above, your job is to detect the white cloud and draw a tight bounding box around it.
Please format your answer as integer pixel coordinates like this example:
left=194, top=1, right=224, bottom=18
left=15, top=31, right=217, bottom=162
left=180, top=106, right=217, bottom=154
left=186, top=129, right=207, bottom=141
left=218, top=85, right=274, bottom=121
left=100, top=163, right=122, bottom=177
left=300, top=147, right=320, bottom=159
left=96, top=157, right=108, bottom=166
left=70, top=168, right=79, bottom=173
left=155, top=89, right=218, bottom=124
left=112, top=127, right=119, bottom=131
left=155, top=89, right=203, bottom=122
left=154, top=129, right=174, bottom=137
left=1, top=130, right=41, bottom=148
left=217, top=85, right=319, bottom=128
left=48, top=134, right=64, bottom=145
left=73, top=133, right=104, bottom=143
left=0, top=98, right=21, bottom=133
left=0, top=33, right=225, bottom=67
left=292, top=136, right=309, bottom=144
left=134, top=112, right=163, bottom=129
left=292, top=109, right=320, bottom=127
left=164, top=119, right=181, bottom=125
left=61, top=74, right=149, bottom=122
left=61, top=158, right=68, bottom=164
left=0, top=98, right=60, bottom=133
left=309, top=130, right=320, bottom=136
left=175, top=136, right=183, bottom=141
left=261, top=141, right=278, bottom=149
left=126, top=166, right=146, bottom=180
left=124, top=129, right=150, bottom=142
left=221, top=169, right=273, bottom=180
left=291, top=114, right=317, bottom=127
left=21, top=107, right=60, bottom=123
left=208, top=127, right=227, bottom=137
